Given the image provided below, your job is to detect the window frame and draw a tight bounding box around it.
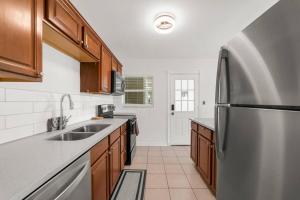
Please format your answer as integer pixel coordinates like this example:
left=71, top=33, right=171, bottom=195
left=123, top=76, right=154, bottom=107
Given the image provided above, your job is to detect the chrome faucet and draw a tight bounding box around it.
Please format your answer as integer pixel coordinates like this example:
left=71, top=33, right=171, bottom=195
left=59, top=94, right=74, bottom=130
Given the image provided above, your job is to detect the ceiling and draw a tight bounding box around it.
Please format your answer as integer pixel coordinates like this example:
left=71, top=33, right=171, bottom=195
left=71, top=0, right=278, bottom=60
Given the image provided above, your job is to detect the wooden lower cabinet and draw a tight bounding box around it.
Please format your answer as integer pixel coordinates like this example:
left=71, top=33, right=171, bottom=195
left=198, top=135, right=212, bottom=184
left=191, top=121, right=216, bottom=196
left=109, top=138, right=121, bottom=194
left=191, top=130, right=198, bottom=163
left=92, top=151, right=109, bottom=200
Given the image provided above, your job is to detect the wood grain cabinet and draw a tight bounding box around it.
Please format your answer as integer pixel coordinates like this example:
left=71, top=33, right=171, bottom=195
left=83, top=27, right=101, bottom=59
left=198, top=135, right=212, bottom=184
left=109, top=138, right=121, bottom=194
left=112, top=57, right=118, bottom=72
left=101, top=46, right=112, bottom=93
left=191, top=130, right=198, bottom=163
left=92, top=151, right=109, bottom=200
left=117, top=63, right=123, bottom=75
left=190, top=121, right=216, bottom=195
left=0, top=0, right=43, bottom=81
left=46, top=0, right=82, bottom=44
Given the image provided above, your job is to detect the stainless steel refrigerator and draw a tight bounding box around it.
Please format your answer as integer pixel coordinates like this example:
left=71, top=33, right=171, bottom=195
left=215, top=0, right=300, bottom=199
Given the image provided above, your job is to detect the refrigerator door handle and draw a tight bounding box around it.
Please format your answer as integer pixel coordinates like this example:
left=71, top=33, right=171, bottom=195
left=215, top=48, right=229, bottom=104
left=215, top=105, right=229, bottom=159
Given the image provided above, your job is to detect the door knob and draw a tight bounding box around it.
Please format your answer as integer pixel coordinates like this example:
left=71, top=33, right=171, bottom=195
left=171, top=112, right=174, bottom=115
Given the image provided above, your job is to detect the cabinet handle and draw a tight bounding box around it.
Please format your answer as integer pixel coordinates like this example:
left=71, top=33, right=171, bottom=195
left=108, top=151, right=112, bottom=155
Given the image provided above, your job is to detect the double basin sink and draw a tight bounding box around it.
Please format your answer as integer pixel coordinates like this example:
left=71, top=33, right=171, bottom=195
left=48, top=124, right=110, bottom=141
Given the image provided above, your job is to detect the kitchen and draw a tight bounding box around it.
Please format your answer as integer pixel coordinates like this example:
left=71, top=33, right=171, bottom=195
left=0, top=0, right=298, bottom=200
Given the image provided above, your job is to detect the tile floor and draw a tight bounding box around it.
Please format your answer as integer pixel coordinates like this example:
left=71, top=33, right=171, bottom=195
left=125, top=146, right=216, bottom=200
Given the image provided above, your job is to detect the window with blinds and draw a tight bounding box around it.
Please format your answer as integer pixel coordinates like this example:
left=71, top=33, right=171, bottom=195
left=124, top=77, right=153, bottom=105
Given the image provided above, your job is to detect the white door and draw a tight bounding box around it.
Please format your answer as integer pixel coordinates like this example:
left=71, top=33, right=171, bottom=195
left=169, top=74, right=199, bottom=145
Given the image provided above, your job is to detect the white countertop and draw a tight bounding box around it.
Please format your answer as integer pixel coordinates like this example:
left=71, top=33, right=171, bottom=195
left=190, top=117, right=215, bottom=131
left=0, top=118, right=127, bottom=200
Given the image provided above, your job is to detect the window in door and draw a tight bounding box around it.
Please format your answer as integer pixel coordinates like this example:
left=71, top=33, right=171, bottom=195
left=175, top=80, right=195, bottom=112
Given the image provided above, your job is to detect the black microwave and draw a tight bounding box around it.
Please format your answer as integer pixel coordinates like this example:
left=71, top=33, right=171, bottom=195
left=111, top=71, right=125, bottom=96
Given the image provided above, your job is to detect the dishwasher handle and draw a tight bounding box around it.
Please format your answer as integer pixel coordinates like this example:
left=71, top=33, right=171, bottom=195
left=54, top=161, right=90, bottom=200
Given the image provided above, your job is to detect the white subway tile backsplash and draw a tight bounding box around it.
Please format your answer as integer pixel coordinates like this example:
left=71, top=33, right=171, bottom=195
left=6, top=112, right=53, bottom=129
left=0, top=125, right=34, bottom=144
left=0, top=102, right=33, bottom=115
left=33, top=102, right=60, bottom=113
left=0, top=117, right=5, bottom=130
left=0, top=88, right=5, bottom=101
left=6, top=89, right=61, bottom=102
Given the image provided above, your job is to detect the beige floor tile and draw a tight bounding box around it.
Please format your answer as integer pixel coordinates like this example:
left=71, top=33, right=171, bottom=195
left=147, top=164, right=165, bottom=174
left=163, top=156, right=179, bottom=164
left=129, top=164, right=147, bottom=170
left=146, top=174, right=168, bottom=189
left=178, top=157, right=194, bottom=164
left=148, top=146, right=162, bottom=151
left=148, top=156, right=163, bottom=164
left=145, top=189, right=171, bottom=200
left=148, top=150, right=162, bottom=156
left=160, top=146, right=174, bottom=151
left=162, top=151, right=177, bottom=157
left=169, top=189, right=197, bottom=200
left=172, top=146, right=190, bottom=151
left=193, top=189, right=215, bottom=200
left=186, top=174, right=207, bottom=188
left=135, top=150, right=148, bottom=156
left=181, top=164, right=199, bottom=175
left=166, top=174, right=191, bottom=188
left=164, top=164, right=184, bottom=174
left=175, top=151, right=190, bottom=157
left=133, top=156, right=148, bottom=164
left=137, top=146, right=149, bottom=151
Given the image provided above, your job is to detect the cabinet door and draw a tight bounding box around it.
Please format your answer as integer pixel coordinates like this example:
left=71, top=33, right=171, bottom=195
left=110, top=138, right=121, bottom=194
left=92, top=151, right=109, bottom=200
left=198, top=135, right=212, bottom=184
left=117, top=63, right=123, bottom=75
left=83, top=27, right=100, bottom=59
left=112, top=57, right=118, bottom=71
left=46, top=0, right=82, bottom=44
left=101, top=47, right=112, bottom=93
left=211, top=144, right=217, bottom=194
left=0, top=0, right=43, bottom=79
left=191, top=130, right=198, bottom=163
left=120, top=133, right=127, bottom=169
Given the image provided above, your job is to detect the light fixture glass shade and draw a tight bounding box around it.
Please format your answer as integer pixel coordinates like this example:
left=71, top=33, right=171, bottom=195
left=154, top=13, right=176, bottom=34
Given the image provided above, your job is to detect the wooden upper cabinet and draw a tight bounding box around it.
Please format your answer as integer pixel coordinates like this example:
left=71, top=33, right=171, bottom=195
left=0, top=0, right=43, bottom=81
left=46, top=0, right=82, bottom=44
left=92, top=151, right=109, bottom=200
left=112, top=57, right=118, bottom=71
left=101, top=46, right=112, bottom=93
left=83, top=27, right=101, bottom=59
left=117, top=63, right=123, bottom=75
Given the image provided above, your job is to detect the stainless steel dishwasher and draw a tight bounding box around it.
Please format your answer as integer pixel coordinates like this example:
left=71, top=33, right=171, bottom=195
left=25, top=152, right=91, bottom=200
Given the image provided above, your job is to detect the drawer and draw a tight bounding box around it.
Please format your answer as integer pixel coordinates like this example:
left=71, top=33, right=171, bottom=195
left=198, top=125, right=213, bottom=141
left=121, top=123, right=127, bottom=134
left=91, top=137, right=109, bottom=165
left=191, top=122, right=198, bottom=132
left=110, top=128, right=121, bottom=145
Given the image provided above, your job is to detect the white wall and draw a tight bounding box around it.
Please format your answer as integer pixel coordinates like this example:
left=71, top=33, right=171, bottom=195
left=0, top=44, right=114, bottom=144
left=114, top=58, right=217, bottom=146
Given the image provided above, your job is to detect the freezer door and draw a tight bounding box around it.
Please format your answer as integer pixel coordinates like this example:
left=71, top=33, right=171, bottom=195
left=217, top=106, right=300, bottom=200
left=223, top=0, right=300, bottom=106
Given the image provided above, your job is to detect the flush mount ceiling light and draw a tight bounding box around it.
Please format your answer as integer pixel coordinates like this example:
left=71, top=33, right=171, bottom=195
left=154, top=13, right=176, bottom=34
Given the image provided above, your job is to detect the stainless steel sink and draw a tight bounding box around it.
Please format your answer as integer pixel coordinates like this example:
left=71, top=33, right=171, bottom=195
left=48, top=124, right=111, bottom=141
left=48, top=132, right=96, bottom=141
left=72, top=124, right=111, bottom=133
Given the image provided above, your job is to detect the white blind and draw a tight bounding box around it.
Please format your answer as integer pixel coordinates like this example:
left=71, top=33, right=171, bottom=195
left=125, top=77, right=153, bottom=105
